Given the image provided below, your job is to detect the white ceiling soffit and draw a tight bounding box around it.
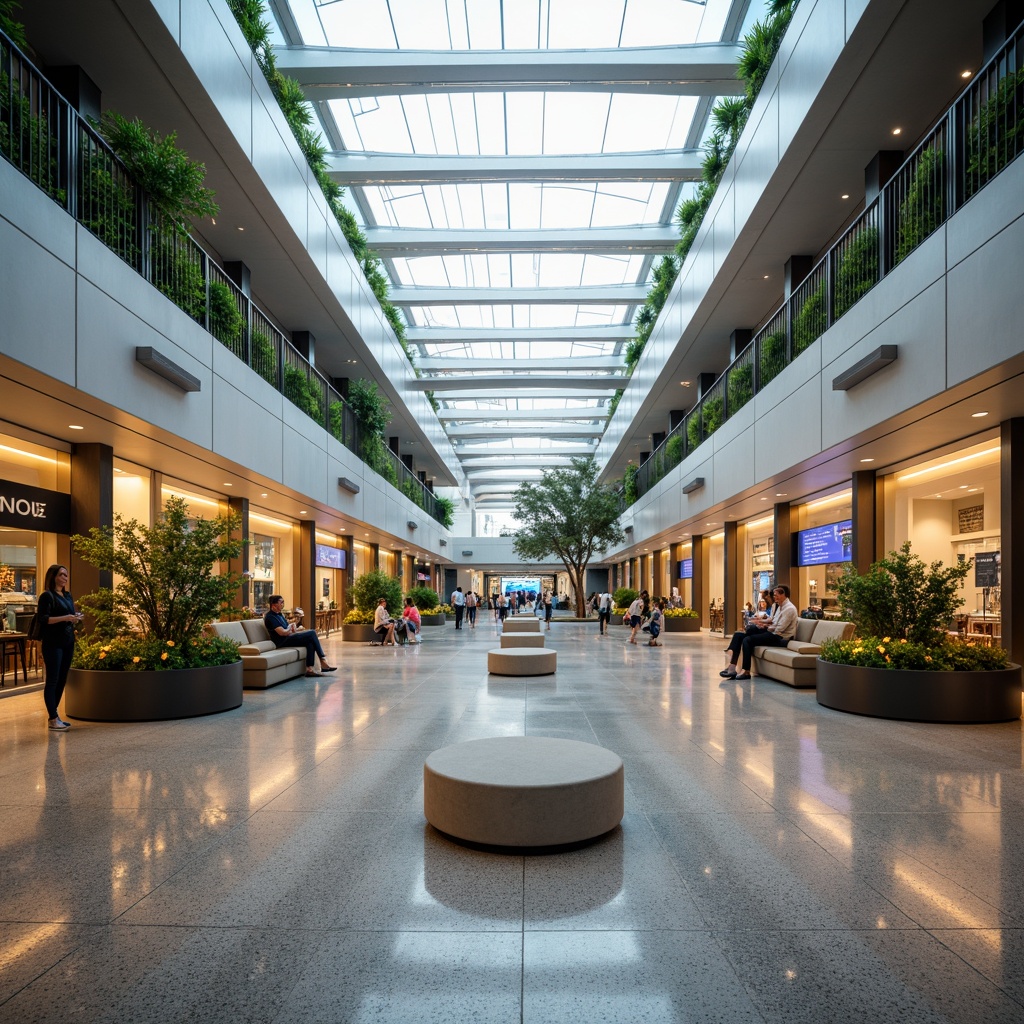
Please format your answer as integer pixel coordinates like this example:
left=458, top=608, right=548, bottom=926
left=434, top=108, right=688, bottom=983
left=276, top=0, right=754, bottom=508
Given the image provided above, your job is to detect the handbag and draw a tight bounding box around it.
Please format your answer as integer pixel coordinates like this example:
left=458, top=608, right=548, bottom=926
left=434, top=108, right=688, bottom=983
left=27, top=612, right=44, bottom=641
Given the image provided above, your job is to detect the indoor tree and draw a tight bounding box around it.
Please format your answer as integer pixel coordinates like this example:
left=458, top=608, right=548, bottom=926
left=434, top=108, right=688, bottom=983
left=511, top=458, right=624, bottom=617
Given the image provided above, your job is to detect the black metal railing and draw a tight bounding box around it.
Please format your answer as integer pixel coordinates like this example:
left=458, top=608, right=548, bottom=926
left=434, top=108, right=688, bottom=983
left=631, top=17, right=1024, bottom=503
left=0, top=27, right=443, bottom=525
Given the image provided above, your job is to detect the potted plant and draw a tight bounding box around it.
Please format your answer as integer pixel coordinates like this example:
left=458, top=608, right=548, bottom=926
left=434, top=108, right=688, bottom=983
left=817, top=542, right=1020, bottom=722
left=64, top=496, right=244, bottom=721
left=342, top=569, right=402, bottom=642
left=407, top=585, right=444, bottom=626
left=663, top=607, right=701, bottom=632
left=437, top=603, right=455, bottom=622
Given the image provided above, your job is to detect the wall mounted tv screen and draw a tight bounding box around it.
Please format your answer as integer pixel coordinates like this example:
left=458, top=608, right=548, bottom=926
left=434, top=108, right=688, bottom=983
left=315, top=544, right=345, bottom=570
left=796, top=520, right=852, bottom=567
left=676, top=558, right=693, bottom=579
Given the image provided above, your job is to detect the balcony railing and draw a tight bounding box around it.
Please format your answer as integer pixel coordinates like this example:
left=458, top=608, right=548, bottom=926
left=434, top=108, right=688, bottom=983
left=1, top=27, right=444, bottom=525
left=631, top=18, right=1024, bottom=504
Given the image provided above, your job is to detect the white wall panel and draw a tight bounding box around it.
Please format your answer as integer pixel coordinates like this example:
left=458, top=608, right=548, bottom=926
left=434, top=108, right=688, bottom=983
left=947, top=214, right=1024, bottom=387
left=732, top=91, right=780, bottom=236
left=250, top=100, right=310, bottom=250
left=0, top=219, right=76, bottom=385
left=947, top=157, right=1024, bottom=269
left=76, top=278, right=213, bottom=446
left=0, top=160, right=75, bottom=269
left=755, top=375, right=823, bottom=482
left=211, top=371, right=283, bottom=479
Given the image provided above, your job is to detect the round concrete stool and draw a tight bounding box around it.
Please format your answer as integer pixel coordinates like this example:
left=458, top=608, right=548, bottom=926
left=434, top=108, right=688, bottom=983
left=502, top=618, right=541, bottom=634
left=424, top=736, right=624, bottom=847
left=488, top=647, right=556, bottom=675
left=500, top=633, right=545, bottom=649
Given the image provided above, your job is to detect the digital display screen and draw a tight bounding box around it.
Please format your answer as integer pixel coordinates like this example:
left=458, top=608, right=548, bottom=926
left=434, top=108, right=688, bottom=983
left=796, top=520, right=852, bottom=567
left=502, top=576, right=541, bottom=598
left=677, top=558, right=693, bottom=579
left=315, top=544, right=345, bottom=570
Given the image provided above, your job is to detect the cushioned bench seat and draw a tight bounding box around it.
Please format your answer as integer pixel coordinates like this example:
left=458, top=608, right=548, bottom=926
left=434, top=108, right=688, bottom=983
left=752, top=618, right=855, bottom=687
left=208, top=619, right=307, bottom=688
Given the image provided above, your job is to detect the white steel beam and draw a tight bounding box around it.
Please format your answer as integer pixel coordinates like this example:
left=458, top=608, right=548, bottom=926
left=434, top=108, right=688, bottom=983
left=406, top=326, right=634, bottom=343
left=391, top=284, right=647, bottom=305
left=415, top=356, right=623, bottom=371
left=275, top=44, right=744, bottom=98
left=412, top=376, right=627, bottom=391
left=456, top=449, right=597, bottom=459
left=363, top=225, right=678, bottom=256
left=447, top=424, right=605, bottom=438
left=438, top=408, right=606, bottom=421
left=326, top=151, right=703, bottom=185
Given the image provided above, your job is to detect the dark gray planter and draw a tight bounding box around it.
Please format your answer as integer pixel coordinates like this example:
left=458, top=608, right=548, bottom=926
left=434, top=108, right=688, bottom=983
left=816, top=660, right=1022, bottom=723
left=342, top=623, right=378, bottom=643
left=421, top=613, right=445, bottom=626
left=664, top=616, right=700, bottom=632
left=65, top=661, right=243, bottom=722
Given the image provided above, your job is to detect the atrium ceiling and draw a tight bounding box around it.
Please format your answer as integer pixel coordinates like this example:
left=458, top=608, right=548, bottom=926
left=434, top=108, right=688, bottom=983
left=269, top=0, right=760, bottom=513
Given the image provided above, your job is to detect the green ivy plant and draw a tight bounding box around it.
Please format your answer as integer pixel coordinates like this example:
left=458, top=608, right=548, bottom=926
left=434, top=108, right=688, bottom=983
left=965, top=67, right=1024, bottom=199
left=895, top=147, right=944, bottom=263
left=727, top=361, right=753, bottom=414
left=283, top=365, right=324, bottom=422
left=834, top=224, right=879, bottom=316
left=209, top=281, right=245, bottom=353
left=623, top=464, right=639, bottom=506
left=433, top=495, right=456, bottom=529
left=791, top=280, right=827, bottom=355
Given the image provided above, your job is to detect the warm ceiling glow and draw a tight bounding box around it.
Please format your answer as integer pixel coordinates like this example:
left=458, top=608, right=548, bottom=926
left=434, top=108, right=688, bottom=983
left=860, top=458, right=874, bottom=463
left=68, top=424, right=84, bottom=430
left=841, top=194, right=850, bottom=199
left=0, top=444, right=56, bottom=463
left=248, top=511, right=293, bottom=530
left=961, top=70, right=972, bottom=78
left=892, top=127, right=902, bottom=135
left=971, top=411, right=989, bottom=418
left=897, top=446, right=1000, bottom=481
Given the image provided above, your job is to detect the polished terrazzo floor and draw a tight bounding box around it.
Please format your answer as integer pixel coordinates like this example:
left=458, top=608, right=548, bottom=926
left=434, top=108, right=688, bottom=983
left=1, top=617, right=1023, bottom=1023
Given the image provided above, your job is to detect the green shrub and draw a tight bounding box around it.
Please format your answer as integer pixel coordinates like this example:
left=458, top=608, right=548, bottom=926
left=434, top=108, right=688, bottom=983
left=895, top=147, right=945, bottom=263
left=965, top=67, right=1024, bottom=198
left=209, top=281, right=245, bottom=353
left=283, top=364, right=324, bottom=422
left=727, top=362, right=753, bottom=414
left=613, top=587, right=638, bottom=608
left=819, top=635, right=1009, bottom=672
left=250, top=330, right=277, bottom=386
left=433, top=495, right=456, bottom=529
left=75, top=633, right=240, bottom=671
left=623, top=464, right=639, bottom=506
left=701, top=395, right=723, bottom=437
left=351, top=569, right=402, bottom=615
left=665, top=432, right=684, bottom=468
left=792, top=280, right=826, bottom=354
left=758, top=329, right=788, bottom=387
left=834, top=225, right=879, bottom=316
left=153, top=239, right=205, bottom=322
left=406, top=586, right=440, bottom=611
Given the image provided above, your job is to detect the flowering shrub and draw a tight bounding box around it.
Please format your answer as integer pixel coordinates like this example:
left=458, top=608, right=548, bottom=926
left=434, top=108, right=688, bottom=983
left=664, top=607, right=698, bottom=618
left=819, top=635, right=1009, bottom=672
left=343, top=608, right=376, bottom=625
left=75, top=634, right=240, bottom=671
left=437, top=604, right=455, bottom=616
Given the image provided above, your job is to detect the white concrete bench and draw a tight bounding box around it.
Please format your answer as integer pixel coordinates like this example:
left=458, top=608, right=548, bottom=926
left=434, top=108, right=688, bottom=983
left=499, top=633, right=545, bottom=649
left=487, top=647, right=556, bottom=675
left=502, top=618, right=541, bottom=633
left=423, top=736, right=624, bottom=847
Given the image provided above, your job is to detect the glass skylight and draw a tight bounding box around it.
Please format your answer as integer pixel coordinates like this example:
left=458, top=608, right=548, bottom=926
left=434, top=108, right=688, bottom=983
left=271, top=0, right=755, bottom=502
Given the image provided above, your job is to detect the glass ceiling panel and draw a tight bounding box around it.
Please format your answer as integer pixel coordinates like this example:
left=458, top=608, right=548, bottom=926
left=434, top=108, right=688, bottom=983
left=412, top=304, right=634, bottom=329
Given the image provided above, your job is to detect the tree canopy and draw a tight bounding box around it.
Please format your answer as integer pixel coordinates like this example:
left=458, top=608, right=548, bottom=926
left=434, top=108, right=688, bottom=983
left=512, top=458, right=624, bottom=617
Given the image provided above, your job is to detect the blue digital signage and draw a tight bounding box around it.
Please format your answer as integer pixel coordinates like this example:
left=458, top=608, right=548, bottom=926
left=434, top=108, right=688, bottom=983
left=315, top=544, right=346, bottom=570
left=676, top=558, right=693, bottom=579
left=796, top=520, right=852, bottom=567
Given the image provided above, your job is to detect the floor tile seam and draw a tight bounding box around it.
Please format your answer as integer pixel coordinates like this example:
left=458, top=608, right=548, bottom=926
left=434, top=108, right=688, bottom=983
left=0, top=936, right=95, bottom=1010
left=925, top=928, right=1024, bottom=1010
left=782, top=810, right=1012, bottom=928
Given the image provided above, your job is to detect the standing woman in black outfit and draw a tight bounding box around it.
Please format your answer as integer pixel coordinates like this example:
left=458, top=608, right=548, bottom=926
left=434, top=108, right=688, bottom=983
left=38, top=564, right=83, bottom=730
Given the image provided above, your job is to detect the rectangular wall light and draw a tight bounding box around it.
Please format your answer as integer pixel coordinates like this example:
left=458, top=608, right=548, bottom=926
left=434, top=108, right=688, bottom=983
left=833, top=345, right=898, bottom=391
left=136, top=346, right=201, bottom=392
left=682, top=477, right=705, bottom=494
left=338, top=477, right=360, bottom=494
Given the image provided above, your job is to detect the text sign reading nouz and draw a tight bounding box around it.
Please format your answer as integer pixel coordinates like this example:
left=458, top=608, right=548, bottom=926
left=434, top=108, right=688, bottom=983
left=797, top=520, right=852, bottom=567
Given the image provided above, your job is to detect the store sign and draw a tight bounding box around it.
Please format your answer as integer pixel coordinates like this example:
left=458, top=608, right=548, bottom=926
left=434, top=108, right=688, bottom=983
left=315, top=544, right=345, bottom=570
left=0, top=479, right=72, bottom=533
left=975, top=550, right=1001, bottom=588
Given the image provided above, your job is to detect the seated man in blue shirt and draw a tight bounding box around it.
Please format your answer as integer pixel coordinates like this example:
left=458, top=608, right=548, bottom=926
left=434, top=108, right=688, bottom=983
left=264, top=595, right=337, bottom=676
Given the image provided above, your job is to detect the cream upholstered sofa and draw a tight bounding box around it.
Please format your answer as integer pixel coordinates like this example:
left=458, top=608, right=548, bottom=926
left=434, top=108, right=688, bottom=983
left=208, top=618, right=307, bottom=688
left=752, top=618, right=855, bottom=688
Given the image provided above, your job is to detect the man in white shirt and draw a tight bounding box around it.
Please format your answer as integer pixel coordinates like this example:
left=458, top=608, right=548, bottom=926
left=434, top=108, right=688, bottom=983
left=598, top=591, right=612, bottom=635
left=451, top=586, right=465, bottom=629
left=726, top=584, right=798, bottom=680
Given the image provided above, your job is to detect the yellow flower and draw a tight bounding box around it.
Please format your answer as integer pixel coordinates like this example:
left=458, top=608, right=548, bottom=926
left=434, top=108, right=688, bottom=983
left=101, top=646, right=111, bottom=652
left=132, top=656, right=140, bottom=664
left=161, top=652, right=168, bottom=661
left=98, top=651, right=106, bottom=659
left=166, top=640, right=175, bottom=647
left=882, top=637, right=891, bottom=644
left=925, top=656, right=932, bottom=662
left=900, top=639, right=907, bottom=644
left=885, top=655, right=890, bottom=662
left=877, top=645, right=886, bottom=654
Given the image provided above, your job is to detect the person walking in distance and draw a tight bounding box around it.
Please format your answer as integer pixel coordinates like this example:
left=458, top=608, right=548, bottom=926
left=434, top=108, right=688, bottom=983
left=466, top=589, right=477, bottom=629
left=598, top=590, right=612, bottom=636
left=451, top=586, right=465, bottom=629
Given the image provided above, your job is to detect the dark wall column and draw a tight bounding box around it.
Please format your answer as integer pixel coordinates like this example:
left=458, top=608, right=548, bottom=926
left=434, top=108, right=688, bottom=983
left=227, top=496, right=250, bottom=610
left=723, top=521, right=742, bottom=635
left=851, top=470, right=879, bottom=574
left=1001, top=418, right=1024, bottom=663
left=297, top=520, right=316, bottom=624
left=292, top=331, right=316, bottom=363
left=370, top=542, right=381, bottom=571
left=70, top=443, right=113, bottom=599
left=339, top=535, right=354, bottom=614
left=691, top=534, right=705, bottom=627
left=773, top=502, right=793, bottom=591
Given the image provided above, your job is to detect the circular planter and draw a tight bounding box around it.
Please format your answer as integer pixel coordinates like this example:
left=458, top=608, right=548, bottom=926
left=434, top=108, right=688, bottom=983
left=420, top=613, right=445, bottom=627
left=816, top=660, right=1022, bottom=723
left=65, top=661, right=243, bottom=722
left=342, top=623, right=378, bottom=643
left=664, top=616, right=700, bottom=632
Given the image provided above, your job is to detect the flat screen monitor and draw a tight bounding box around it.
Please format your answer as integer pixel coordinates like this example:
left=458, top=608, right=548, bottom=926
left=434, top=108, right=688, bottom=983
left=502, top=576, right=541, bottom=600
left=677, top=558, right=693, bottom=579
left=315, top=544, right=345, bottom=570
left=796, top=520, right=852, bottom=567
left=415, top=565, right=432, bottom=582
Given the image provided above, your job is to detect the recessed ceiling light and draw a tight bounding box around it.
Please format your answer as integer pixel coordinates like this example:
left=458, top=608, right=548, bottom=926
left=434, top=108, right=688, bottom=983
left=223, top=482, right=232, bottom=487
left=968, top=488, right=979, bottom=493
left=959, top=485, right=968, bottom=489
left=113, top=468, right=123, bottom=474
left=679, top=380, right=691, bottom=387
left=68, top=424, right=84, bottom=430
left=261, top=492, right=268, bottom=497
left=841, top=194, right=850, bottom=200
left=763, top=274, right=770, bottom=279
left=237, top=226, right=245, bottom=231
left=892, top=127, right=902, bottom=135
left=299, top=510, right=307, bottom=514
left=860, top=458, right=874, bottom=463
left=961, top=70, right=972, bottom=79
left=776, top=493, right=787, bottom=497
left=971, top=411, right=989, bottom=418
